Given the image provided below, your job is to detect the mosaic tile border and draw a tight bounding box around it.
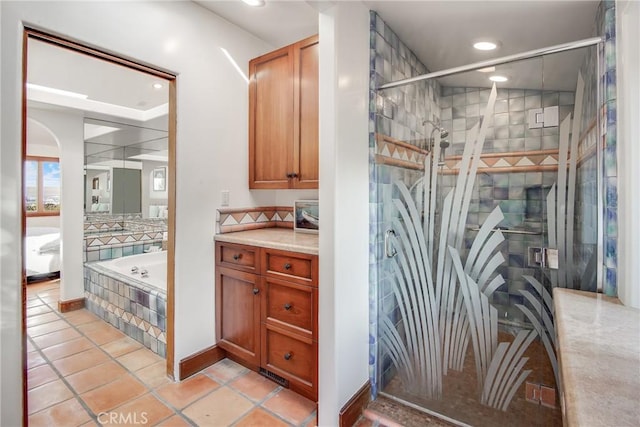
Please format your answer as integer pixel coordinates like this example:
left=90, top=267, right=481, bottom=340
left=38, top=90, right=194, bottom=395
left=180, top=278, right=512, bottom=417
left=84, top=265, right=167, bottom=357
left=217, top=206, right=294, bottom=234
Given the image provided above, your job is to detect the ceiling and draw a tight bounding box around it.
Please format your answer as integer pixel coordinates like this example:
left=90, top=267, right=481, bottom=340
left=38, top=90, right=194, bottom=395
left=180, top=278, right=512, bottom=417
left=197, top=0, right=599, bottom=90
left=27, top=38, right=169, bottom=164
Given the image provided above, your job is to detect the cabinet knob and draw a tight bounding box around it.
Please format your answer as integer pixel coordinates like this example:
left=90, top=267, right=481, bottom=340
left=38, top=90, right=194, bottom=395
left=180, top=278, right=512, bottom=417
left=286, top=173, right=293, bottom=178
left=284, top=352, right=292, bottom=361
left=284, top=263, right=291, bottom=270
left=291, top=172, right=298, bottom=178
left=284, top=303, right=292, bottom=311
left=252, top=288, right=259, bottom=295
left=233, top=254, right=241, bottom=261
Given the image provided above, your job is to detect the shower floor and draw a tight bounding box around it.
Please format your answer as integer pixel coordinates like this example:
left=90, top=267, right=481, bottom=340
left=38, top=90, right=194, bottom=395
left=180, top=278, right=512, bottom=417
left=381, top=331, right=562, bottom=426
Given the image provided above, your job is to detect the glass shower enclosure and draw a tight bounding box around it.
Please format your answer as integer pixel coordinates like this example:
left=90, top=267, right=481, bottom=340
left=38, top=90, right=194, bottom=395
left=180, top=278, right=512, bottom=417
left=371, top=39, right=601, bottom=426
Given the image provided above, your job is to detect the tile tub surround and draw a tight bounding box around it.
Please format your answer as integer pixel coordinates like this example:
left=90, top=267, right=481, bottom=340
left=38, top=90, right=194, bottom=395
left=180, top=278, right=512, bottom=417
left=214, top=228, right=318, bottom=256
left=84, top=218, right=167, bottom=263
left=83, top=264, right=167, bottom=357
left=554, top=288, right=639, bottom=426
left=217, top=206, right=294, bottom=234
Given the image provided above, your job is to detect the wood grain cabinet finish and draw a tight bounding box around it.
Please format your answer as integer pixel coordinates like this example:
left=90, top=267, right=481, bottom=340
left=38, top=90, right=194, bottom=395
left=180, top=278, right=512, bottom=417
left=215, top=242, right=318, bottom=401
left=249, top=35, right=319, bottom=189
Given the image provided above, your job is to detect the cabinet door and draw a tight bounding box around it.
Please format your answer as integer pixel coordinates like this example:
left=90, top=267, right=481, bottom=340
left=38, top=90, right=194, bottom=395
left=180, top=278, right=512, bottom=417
left=249, top=45, right=294, bottom=189
left=216, top=266, right=261, bottom=367
left=293, top=35, right=319, bottom=189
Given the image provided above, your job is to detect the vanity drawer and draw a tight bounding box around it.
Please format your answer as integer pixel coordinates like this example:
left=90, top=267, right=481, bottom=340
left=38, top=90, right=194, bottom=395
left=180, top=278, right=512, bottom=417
left=263, top=325, right=316, bottom=388
left=216, top=242, right=259, bottom=273
left=262, top=248, right=317, bottom=286
left=263, top=277, right=316, bottom=338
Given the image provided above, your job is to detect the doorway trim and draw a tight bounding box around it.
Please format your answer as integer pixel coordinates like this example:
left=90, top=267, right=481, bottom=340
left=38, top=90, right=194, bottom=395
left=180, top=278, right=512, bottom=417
left=21, top=27, right=177, bottom=423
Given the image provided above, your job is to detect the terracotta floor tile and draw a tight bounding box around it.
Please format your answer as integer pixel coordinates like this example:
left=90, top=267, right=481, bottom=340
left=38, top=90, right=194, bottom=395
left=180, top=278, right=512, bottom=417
left=262, top=389, right=316, bottom=425
left=82, top=324, right=126, bottom=345
left=229, top=371, right=279, bottom=402
left=80, top=421, right=99, bottom=427
left=28, top=364, right=59, bottom=390
left=235, top=408, right=290, bottom=427
left=32, top=327, right=81, bottom=349
left=27, top=298, right=46, bottom=308
left=156, top=374, right=220, bottom=409
left=182, top=386, right=253, bottom=426
left=117, top=347, right=164, bottom=372
left=28, top=379, right=73, bottom=414
left=105, top=393, right=173, bottom=426
left=304, top=414, right=319, bottom=427
left=203, top=358, right=248, bottom=383
left=27, top=319, right=69, bottom=337
left=28, top=351, right=47, bottom=369
left=63, top=309, right=100, bottom=326
left=155, top=415, right=191, bottom=426
left=76, top=319, right=108, bottom=333
left=27, top=304, right=53, bottom=317
left=80, top=374, right=147, bottom=414
left=101, top=336, right=143, bottom=358
left=42, top=336, right=95, bottom=361
left=27, top=311, right=60, bottom=327
left=28, top=397, right=91, bottom=427
left=53, top=347, right=110, bottom=376
left=66, top=360, right=128, bottom=394
left=133, top=361, right=172, bottom=389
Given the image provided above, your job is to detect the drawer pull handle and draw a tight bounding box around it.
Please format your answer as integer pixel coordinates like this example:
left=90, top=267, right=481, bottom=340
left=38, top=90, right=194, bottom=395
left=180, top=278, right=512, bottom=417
left=252, top=288, right=260, bottom=295
left=233, top=254, right=241, bottom=261
left=284, top=352, right=292, bottom=360
left=284, top=263, right=292, bottom=270
left=284, top=303, right=292, bottom=311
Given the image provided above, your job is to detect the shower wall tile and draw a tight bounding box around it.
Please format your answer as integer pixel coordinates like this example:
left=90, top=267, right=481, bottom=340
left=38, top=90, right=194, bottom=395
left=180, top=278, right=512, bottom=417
left=369, top=11, right=441, bottom=395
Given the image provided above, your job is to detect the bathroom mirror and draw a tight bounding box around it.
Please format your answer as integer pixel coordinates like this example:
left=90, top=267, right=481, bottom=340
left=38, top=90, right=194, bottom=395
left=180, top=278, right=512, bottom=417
left=84, top=117, right=168, bottom=219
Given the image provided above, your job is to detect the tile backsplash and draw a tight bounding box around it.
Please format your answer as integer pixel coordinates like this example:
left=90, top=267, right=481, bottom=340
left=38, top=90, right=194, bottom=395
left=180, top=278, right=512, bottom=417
left=217, top=206, right=293, bottom=234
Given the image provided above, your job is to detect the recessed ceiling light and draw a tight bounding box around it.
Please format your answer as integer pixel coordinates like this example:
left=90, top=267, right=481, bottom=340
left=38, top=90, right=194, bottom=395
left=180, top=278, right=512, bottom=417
left=152, top=83, right=163, bottom=89
left=242, top=0, right=265, bottom=6
left=489, top=75, right=509, bottom=82
left=477, top=66, right=496, bottom=73
left=474, top=41, right=498, bottom=51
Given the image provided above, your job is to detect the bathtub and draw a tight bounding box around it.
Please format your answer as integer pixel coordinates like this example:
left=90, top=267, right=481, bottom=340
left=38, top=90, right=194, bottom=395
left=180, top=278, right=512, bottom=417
left=98, top=251, right=167, bottom=291
left=83, top=251, right=167, bottom=356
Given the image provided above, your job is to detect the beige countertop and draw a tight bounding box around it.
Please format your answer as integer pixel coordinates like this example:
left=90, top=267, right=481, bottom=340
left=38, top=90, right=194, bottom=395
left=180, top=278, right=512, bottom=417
left=554, top=288, right=640, bottom=426
left=214, top=228, right=318, bottom=255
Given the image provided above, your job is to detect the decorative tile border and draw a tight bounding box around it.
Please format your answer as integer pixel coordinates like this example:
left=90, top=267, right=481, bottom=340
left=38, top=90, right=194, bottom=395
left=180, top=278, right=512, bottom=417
left=440, top=149, right=560, bottom=174
left=84, top=265, right=167, bottom=357
left=374, top=133, right=429, bottom=171
left=217, top=206, right=294, bottom=234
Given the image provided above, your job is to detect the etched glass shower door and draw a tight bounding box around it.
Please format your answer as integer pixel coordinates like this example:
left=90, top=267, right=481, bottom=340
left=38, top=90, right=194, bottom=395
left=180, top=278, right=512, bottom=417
left=374, top=46, right=598, bottom=426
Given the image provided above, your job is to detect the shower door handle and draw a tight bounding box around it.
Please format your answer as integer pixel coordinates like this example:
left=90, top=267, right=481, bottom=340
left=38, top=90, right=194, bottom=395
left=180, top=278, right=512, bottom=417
left=385, top=229, right=397, bottom=258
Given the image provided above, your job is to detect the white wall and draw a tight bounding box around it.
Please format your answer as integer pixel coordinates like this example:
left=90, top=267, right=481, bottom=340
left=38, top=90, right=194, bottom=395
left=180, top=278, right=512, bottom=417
left=28, top=109, right=85, bottom=303
left=0, top=1, right=311, bottom=423
left=318, top=2, right=370, bottom=424
left=616, top=0, right=640, bottom=309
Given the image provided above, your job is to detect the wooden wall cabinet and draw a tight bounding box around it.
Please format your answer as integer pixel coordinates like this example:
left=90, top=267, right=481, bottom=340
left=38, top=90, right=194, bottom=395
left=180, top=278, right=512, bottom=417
left=215, top=242, right=319, bottom=401
left=249, top=35, right=319, bottom=189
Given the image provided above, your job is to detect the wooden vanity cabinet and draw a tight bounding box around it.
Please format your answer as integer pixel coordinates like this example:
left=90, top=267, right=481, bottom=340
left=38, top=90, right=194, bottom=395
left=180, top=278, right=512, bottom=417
left=215, top=242, right=318, bottom=401
left=249, top=34, right=319, bottom=190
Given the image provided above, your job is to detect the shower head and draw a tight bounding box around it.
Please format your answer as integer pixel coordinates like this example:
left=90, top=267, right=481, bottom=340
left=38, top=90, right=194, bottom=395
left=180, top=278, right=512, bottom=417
left=423, top=119, right=448, bottom=140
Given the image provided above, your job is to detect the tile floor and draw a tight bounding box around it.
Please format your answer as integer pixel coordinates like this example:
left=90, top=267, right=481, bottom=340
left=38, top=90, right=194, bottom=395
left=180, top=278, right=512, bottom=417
left=26, top=280, right=318, bottom=426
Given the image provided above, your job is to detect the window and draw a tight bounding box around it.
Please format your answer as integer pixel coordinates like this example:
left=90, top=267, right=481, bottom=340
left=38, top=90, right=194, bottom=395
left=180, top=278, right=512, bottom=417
left=25, top=156, right=60, bottom=215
